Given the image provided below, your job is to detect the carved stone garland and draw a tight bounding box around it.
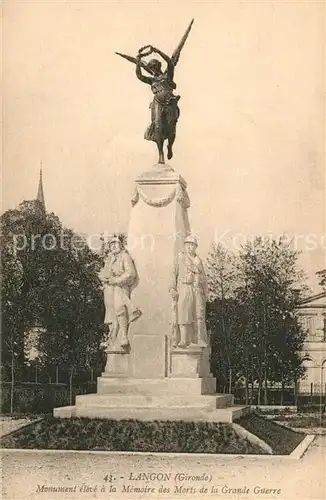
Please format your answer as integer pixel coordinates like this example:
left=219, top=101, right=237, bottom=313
left=131, top=184, right=190, bottom=209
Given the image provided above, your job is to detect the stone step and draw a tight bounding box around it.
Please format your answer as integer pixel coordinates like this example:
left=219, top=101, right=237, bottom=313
left=97, top=377, right=217, bottom=396
left=54, top=404, right=248, bottom=423
left=75, top=393, right=233, bottom=409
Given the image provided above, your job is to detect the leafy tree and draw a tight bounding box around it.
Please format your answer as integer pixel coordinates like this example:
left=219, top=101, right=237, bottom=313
left=1, top=201, right=105, bottom=403
left=0, top=203, right=44, bottom=374
left=1, top=243, right=25, bottom=411
left=36, top=225, right=105, bottom=403
left=206, top=244, right=241, bottom=392
left=206, top=237, right=307, bottom=404
left=236, top=237, right=307, bottom=404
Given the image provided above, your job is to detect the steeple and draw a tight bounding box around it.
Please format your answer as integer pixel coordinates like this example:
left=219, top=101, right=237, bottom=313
left=36, top=164, right=46, bottom=212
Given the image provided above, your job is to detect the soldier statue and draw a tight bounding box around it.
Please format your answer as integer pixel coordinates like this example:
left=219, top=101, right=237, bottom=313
left=170, top=235, right=208, bottom=348
left=99, top=236, right=141, bottom=349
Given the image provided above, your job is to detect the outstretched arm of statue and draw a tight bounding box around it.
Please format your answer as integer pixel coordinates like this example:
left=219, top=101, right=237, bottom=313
left=136, top=55, right=153, bottom=85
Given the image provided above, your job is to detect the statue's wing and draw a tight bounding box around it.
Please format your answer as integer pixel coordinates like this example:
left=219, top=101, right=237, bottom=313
left=171, top=19, right=194, bottom=67
left=115, top=52, right=154, bottom=75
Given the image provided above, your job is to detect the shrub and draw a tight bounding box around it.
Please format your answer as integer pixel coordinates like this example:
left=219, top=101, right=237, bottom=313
left=237, top=413, right=305, bottom=454
left=0, top=382, right=97, bottom=414
left=272, top=414, right=326, bottom=428
left=297, top=404, right=325, bottom=414
left=2, top=418, right=266, bottom=454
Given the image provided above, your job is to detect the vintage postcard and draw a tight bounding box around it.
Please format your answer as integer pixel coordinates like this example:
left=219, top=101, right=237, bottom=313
left=1, top=0, right=325, bottom=499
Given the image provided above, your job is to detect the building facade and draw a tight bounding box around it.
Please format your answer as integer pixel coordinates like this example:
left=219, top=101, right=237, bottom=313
left=297, top=292, right=326, bottom=394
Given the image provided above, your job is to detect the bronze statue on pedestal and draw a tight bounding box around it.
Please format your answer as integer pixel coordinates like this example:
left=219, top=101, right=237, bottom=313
left=115, top=19, right=194, bottom=164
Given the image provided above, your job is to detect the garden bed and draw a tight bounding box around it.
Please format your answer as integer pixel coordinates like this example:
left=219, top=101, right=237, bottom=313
left=1, top=417, right=266, bottom=454
left=269, top=413, right=326, bottom=428
left=1, top=417, right=33, bottom=438
left=237, top=413, right=305, bottom=454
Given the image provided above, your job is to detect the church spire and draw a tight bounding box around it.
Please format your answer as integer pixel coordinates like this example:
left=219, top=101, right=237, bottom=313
left=37, top=163, right=46, bottom=212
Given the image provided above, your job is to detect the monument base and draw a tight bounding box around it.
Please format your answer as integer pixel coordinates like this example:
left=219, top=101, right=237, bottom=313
left=53, top=382, right=247, bottom=422
left=53, top=164, right=249, bottom=423
left=170, top=345, right=213, bottom=378
left=54, top=349, right=248, bottom=423
left=103, top=346, right=131, bottom=377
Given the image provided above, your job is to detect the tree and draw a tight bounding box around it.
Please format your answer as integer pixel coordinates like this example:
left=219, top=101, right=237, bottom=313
left=0, top=204, right=42, bottom=380
left=36, top=225, right=105, bottom=403
left=206, top=244, right=241, bottom=393
left=236, top=237, right=307, bottom=404
left=1, top=201, right=105, bottom=403
left=1, top=244, right=25, bottom=411
left=206, top=237, right=307, bottom=404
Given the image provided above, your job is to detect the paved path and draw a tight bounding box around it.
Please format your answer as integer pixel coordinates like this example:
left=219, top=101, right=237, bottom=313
left=1, top=437, right=325, bottom=500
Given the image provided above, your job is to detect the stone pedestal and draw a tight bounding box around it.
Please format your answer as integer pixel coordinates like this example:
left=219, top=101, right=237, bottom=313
left=103, top=346, right=131, bottom=378
left=170, top=346, right=212, bottom=378
left=53, top=164, right=248, bottom=423
left=127, top=164, right=191, bottom=378
left=132, top=335, right=168, bottom=378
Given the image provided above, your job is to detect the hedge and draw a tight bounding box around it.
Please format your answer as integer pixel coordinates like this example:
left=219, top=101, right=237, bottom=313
left=1, top=418, right=266, bottom=454
left=0, top=382, right=97, bottom=414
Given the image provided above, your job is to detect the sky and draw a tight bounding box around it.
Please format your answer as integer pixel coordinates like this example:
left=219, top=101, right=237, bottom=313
left=3, top=0, right=325, bottom=290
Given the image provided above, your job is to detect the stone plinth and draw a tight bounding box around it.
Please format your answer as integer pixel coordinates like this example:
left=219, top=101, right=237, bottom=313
left=53, top=388, right=243, bottom=422
left=127, top=164, right=191, bottom=378
left=97, top=376, right=217, bottom=395
left=103, top=346, right=131, bottom=378
left=170, top=346, right=213, bottom=378
left=132, top=335, right=168, bottom=378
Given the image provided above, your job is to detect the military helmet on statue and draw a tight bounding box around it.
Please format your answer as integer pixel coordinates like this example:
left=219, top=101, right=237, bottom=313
left=109, top=236, right=121, bottom=245
left=184, top=234, right=198, bottom=247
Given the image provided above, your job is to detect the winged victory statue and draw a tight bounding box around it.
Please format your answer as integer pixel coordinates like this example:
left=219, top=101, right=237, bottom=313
left=115, top=19, right=194, bottom=165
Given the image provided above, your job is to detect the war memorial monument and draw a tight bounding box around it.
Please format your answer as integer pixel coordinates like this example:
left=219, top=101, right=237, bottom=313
left=54, top=20, right=246, bottom=422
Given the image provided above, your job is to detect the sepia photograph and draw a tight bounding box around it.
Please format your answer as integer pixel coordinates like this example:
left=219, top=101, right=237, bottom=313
left=1, top=1, right=325, bottom=499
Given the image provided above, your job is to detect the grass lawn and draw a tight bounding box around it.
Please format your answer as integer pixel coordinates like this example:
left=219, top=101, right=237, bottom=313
left=237, top=413, right=306, bottom=454
left=1, top=417, right=266, bottom=454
